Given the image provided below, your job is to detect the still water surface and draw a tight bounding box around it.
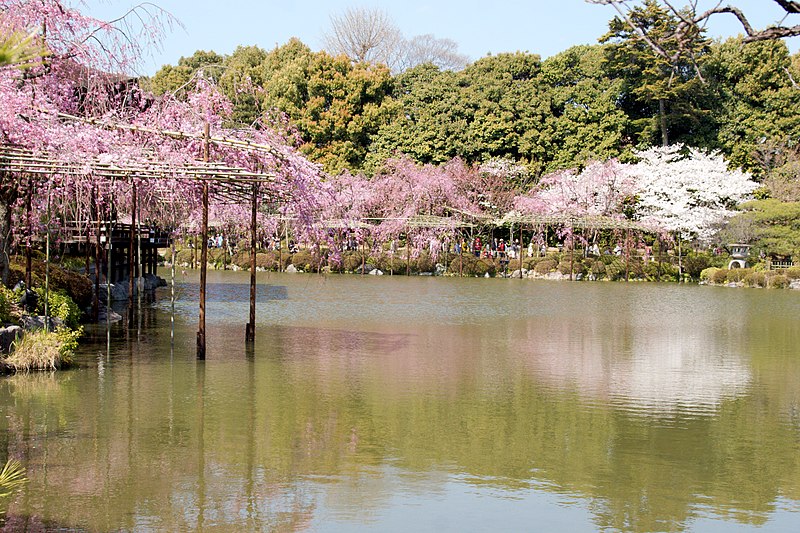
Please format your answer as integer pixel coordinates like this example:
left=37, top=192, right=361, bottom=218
left=1, top=272, right=800, bottom=532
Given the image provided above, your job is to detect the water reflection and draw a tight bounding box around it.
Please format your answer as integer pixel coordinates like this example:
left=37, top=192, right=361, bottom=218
left=1, top=274, right=799, bottom=532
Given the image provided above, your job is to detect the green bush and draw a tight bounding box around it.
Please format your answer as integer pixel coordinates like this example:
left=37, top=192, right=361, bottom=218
left=768, top=274, right=789, bottom=289
left=710, top=268, right=730, bottom=284
left=700, top=267, right=719, bottom=282
left=644, top=261, right=678, bottom=281
left=534, top=259, right=557, bottom=275
left=291, top=249, right=318, bottom=271
left=558, top=260, right=586, bottom=276
left=591, top=261, right=606, bottom=278
left=682, top=253, right=712, bottom=279
left=342, top=252, right=367, bottom=272
left=34, top=289, right=82, bottom=329
left=604, top=259, right=625, bottom=281
left=785, top=266, right=800, bottom=280
left=10, top=258, right=92, bottom=309
left=472, top=259, right=494, bottom=277
left=0, top=285, right=14, bottom=324
left=727, top=268, right=751, bottom=283
left=744, top=272, right=766, bottom=288
left=4, top=327, right=81, bottom=371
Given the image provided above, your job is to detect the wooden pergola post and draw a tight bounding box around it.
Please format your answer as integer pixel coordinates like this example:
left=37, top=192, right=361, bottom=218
left=25, top=179, right=32, bottom=287
left=197, top=123, right=210, bottom=360
left=128, top=181, right=137, bottom=314
left=93, top=185, right=101, bottom=321
left=246, top=183, right=257, bottom=343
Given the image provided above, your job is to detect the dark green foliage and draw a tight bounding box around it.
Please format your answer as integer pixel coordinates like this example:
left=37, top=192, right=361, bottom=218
left=8, top=258, right=92, bottom=309
left=682, top=253, right=712, bottom=279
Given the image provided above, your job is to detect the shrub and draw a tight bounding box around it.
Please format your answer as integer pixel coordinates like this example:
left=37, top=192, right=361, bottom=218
left=604, top=259, right=625, bottom=281
left=3, top=327, right=81, bottom=371
left=591, top=261, right=606, bottom=278
left=472, top=259, right=494, bottom=277
left=700, top=267, right=719, bottom=282
left=785, top=266, right=800, bottom=280
left=230, top=250, right=251, bottom=269
left=255, top=252, right=279, bottom=271
left=710, top=268, right=730, bottom=284
left=682, top=253, right=712, bottom=279
left=726, top=268, right=751, bottom=283
left=342, top=252, right=366, bottom=272
left=558, top=260, right=586, bottom=276
left=768, top=274, right=789, bottom=289
left=34, top=289, right=81, bottom=329
left=744, top=272, right=766, bottom=288
left=9, top=258, right=92, bottom=309
left=291, top=249, right=318, bottom=271
left=414, top=251, right=435, bottom=274
left=534, top=259, right=557, bottom=275
left=0, top=285, right=14, bottom=324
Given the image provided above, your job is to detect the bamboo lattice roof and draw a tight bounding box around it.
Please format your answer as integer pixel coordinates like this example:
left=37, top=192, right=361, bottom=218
left=0, top=144, right=281, bottom=204
left=496, top=213, right=651, bottom=232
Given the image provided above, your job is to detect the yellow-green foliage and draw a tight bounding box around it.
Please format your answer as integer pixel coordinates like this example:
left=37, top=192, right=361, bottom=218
left=710, top=268, right=730, bottom=284
left=0, top=459, right=26, bottom=499
left=726, top=268, right=751, bottom=283
left=700, top=267, right=719, bottom=281
left=786, top=266, right=800, bottom=280
left=3, top=327, right=81, bottom=372
left=0, top=285, right=14, bottom=324
left=767, top=273, right=789, bottom=289
left=744, top=272, right=766, bottom=287
left=34, top=288, right=81, bottom=329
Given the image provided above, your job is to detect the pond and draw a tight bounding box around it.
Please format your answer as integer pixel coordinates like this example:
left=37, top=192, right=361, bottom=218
left=1, top=272, right=799, bottom=532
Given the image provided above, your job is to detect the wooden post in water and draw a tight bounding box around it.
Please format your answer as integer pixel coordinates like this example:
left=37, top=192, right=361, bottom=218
left=406, top=231, right=410, bottom=276
left=197, top=123, right=210, bottom=360
left=246, top=183, right=257, bottom=343
left=625, top=228, right=631, bottom=282
left=44, top=186, right=51, bottom=332
left=137, top=204, right=143, bottom=319
left=128, top=182, right=137, bottom=313
left=25, top=179, right=32, bottom=287
left=94, top=185, right=101, bottom=322
left=519, top=224, right=524, bottom=278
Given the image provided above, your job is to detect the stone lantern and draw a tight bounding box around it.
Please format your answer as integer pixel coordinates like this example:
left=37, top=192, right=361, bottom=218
left=727, top=244, right=751, bottom=269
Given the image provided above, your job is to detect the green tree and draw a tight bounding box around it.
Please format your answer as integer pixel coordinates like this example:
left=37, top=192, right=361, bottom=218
left=704, top=38, right=800, bottom=175
left=146, top=50, right=225, bottom=97
left=541, top=45, right=630, bottom=171
left=601, top=0, right=711, bottom=147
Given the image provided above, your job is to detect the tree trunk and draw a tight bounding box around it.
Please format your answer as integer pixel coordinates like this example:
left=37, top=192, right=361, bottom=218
left=658, top=98, right=669, bottom=147
left=0, top=196, right=12, bottom=286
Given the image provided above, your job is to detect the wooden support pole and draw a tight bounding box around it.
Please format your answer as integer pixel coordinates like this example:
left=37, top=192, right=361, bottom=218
left=198, top=123, right=210, bottom=360
left=519, top=224, right=523, bottom=278
left=25, top=180, right=32, bottom=288
left=406, top=232, right=410, bottom=276
left=128, top=182, right=137, bottom=312
left=625, top=229, right=631, bottom=282
left=44, top=187, right=51, bottom=332
left=246, top=184, right=257, bottom=343
left=93, top=185, right=101, bottom=322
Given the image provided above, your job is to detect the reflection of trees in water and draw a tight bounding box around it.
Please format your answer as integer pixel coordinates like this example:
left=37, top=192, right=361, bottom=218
left=0, top=299, right=798, bottom=532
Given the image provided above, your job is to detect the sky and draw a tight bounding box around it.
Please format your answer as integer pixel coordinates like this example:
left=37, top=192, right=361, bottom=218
left=80, top=0, right=800, bottom=76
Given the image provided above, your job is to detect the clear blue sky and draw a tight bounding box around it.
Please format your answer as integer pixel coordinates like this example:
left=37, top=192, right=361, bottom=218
left=82, top=0, right=799, bottom=75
